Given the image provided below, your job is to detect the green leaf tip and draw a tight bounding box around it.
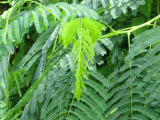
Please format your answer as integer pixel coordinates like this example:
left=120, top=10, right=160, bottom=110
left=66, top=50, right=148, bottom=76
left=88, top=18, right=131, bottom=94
left=106, top=107, right=118, bottom=118
left=60, top=17, right=105, bottom=101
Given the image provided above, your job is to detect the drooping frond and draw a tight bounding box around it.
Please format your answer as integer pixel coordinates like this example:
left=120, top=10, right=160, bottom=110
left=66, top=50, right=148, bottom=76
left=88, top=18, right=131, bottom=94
left=0, top=2, right=99, bottom=46
left=61, top=17, right=105, bottom=100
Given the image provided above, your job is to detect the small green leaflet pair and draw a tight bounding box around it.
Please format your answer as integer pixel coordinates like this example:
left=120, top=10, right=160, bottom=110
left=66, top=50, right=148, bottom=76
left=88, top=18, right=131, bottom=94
left=60, top=17, right=105, bottom=101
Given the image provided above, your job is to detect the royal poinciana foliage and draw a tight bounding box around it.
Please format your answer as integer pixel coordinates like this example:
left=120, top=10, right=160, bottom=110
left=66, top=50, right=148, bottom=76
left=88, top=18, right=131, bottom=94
left=0, top=0, right=160, bottom=119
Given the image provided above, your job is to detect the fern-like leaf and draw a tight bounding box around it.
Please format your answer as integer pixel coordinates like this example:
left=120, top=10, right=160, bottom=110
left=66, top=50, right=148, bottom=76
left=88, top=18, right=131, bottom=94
left=61, top=17, right=105, bottom=100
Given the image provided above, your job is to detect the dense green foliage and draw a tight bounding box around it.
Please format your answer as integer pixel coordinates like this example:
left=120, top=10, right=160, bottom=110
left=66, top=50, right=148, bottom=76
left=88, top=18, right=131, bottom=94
left=0, top=0, right=160, bottom=119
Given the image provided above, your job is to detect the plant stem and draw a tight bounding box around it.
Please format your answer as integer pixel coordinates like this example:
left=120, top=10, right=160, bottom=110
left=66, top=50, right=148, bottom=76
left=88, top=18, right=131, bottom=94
left=100, top=14, right=160, bottom=39
left=128, top=32, right=133, bottom=120
left=66, top=95, right=75, bottom=119
left=98, top=19, right=115, bottom=32
left=0, top=1, right=10, bottom=4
